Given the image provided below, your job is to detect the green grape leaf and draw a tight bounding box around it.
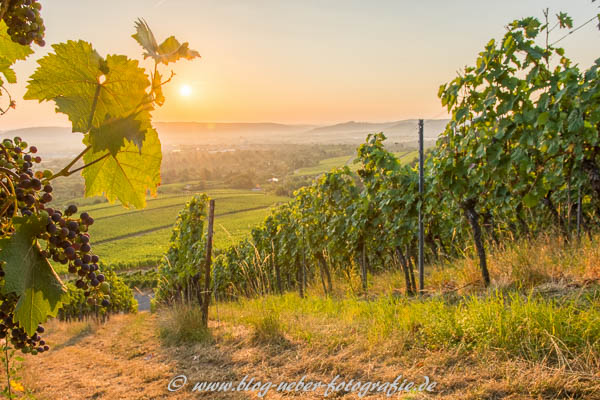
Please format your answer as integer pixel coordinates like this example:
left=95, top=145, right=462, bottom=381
left=89, top=114, right=146, bottom=156
left=0, top=216, right=67, bottom=336
left=155, top=36, right=200, bottom=65
left=0, top=21, right=33, bottom=85
left=536, top=112, right=549, bottom=126
left=0, top=60, right=16, bottom=85
left=24, top=41, right=149, bottom=133
left=131, top=19, right=199, bottom=65
left=81, top=126, right=162, bottom=209
left=132, top=18, right=160, bottom=59
left=523, top=192, right=540, bottom=208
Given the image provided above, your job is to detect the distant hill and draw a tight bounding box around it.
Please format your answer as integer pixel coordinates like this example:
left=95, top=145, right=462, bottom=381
left=1, top=119, right=449, bottom=157
left=153, top=122, right=313, bottom=146
left=302, top=119, right=449, bottom=144
left=0, top=126, right=84, bottom=158
left=308, top=121, right=397, bottom=134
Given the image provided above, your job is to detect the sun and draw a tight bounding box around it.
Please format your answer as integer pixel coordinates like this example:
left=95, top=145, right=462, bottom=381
left=179, top=84, right=192, bottom=97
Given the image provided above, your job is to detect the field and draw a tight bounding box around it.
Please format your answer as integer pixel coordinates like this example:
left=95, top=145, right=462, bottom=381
left=68, top=188, right=289, bottom=269
left=294, top=150, right=418, bottom=176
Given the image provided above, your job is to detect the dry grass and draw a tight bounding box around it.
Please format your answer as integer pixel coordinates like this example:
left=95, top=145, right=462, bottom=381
left=17, top=307, right=600, bottom=399
left=426, top=234, right=600, bottom=294
left=17, top=234, right=600, bottom=399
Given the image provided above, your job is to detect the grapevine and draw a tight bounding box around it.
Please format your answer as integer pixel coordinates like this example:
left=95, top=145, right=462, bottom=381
left=159, top=12, right=600, bottom=301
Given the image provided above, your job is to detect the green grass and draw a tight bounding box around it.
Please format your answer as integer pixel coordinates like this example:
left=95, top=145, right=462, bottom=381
left=52, top=188, right=290, bottom=270
left=294, top=155, right=356, bottom=176
left=294, top=151, right=418, bottom=176
left=157, top=303, right=212, bottom=345
left=91, top=207, right=276, bottom=266
left=397, top=150, right=418, bottom=165
left=219, top=288, right=600, bottom=368
left=86, top=191, right=286, bottom=242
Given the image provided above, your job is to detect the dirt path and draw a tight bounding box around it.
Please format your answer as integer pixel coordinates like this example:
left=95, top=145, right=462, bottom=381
left=21, top=312, right=597, bottom=400
left=22, top=313, right=193, bottom=400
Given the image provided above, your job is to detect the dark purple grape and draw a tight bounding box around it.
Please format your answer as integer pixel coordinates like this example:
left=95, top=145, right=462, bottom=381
left=65, top=205, right=77, bottom=215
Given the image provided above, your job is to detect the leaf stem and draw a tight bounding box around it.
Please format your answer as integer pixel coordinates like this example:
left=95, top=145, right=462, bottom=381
left=47, top=146, right=92, bottom=181
left=64, top=152, right=111, bottom=176
left=86, top=83, right=102, bottom=133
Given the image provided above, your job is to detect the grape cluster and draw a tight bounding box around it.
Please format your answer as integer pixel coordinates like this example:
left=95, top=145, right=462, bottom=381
left=41, top=204, right=108, bottom=305
left=0, top=137, right=44, bottom=227
left=2, top=0, right=45, bottom=46
left=0, top=137, right=108, bottom=355
left=0, top=293, right=48, bottom=354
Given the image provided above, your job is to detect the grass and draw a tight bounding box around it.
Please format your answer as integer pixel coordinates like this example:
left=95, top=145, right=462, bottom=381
left=294, top=150, right=418, bottom=176
left=213, top=234, right=600, bottom=384
left=51, top=189, right=290, bottom=270
left=217, top=289, right=600, bottom=369
left=87, top=207, right=279, bottom=268
left=294, top=155, right=357, bottom=176
left=248, top=313, right=287, bottom=344
left=22, top=235, right=600, bottom=399
left=157, top=304, right=212, bottom=346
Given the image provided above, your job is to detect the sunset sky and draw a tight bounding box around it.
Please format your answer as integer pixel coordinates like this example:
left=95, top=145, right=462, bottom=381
left=3, top=0, right=600, bottom=129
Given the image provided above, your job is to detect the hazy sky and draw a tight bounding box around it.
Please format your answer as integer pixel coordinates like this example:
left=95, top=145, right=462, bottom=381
left=2, top=0, right=600, bottom=129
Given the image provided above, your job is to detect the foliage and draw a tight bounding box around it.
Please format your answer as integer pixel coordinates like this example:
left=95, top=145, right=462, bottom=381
left=154, top=194, right=209, bottom=303
left=58, top=269, right=137, bottom=322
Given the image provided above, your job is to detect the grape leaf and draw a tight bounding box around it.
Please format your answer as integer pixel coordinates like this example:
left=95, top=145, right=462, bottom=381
left=132, top=19, right=160, bottom=60
left=24, top=41, right=149, bottom=133
left=0, top=21, right=33, bottom=86
left=81, top=126, right=162, bottom=209
left=132, top=18, right=200, bottom=65
left=89, top=114, right=146, bottom=156
left=156, top=36, right=200, bottom=65
left=0, top=216, right=67, bottom=336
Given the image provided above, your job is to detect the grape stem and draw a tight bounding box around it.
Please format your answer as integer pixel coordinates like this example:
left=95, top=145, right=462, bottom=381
left=3, top=343, right=11, bottom=399
left=0, top=86, right=15, bottom=116
left=0, top=168, right=19, bottom=180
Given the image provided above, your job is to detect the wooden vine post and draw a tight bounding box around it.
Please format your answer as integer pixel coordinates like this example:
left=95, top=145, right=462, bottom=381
left=201, top=199, right=215, bottom=327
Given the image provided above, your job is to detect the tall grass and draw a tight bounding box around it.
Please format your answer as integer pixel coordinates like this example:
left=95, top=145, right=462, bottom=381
left=427, top=234, right=600, bottom=293
left=157, top=304, right=212, bottom=346
left=218, top=290, right=600, bottom=371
